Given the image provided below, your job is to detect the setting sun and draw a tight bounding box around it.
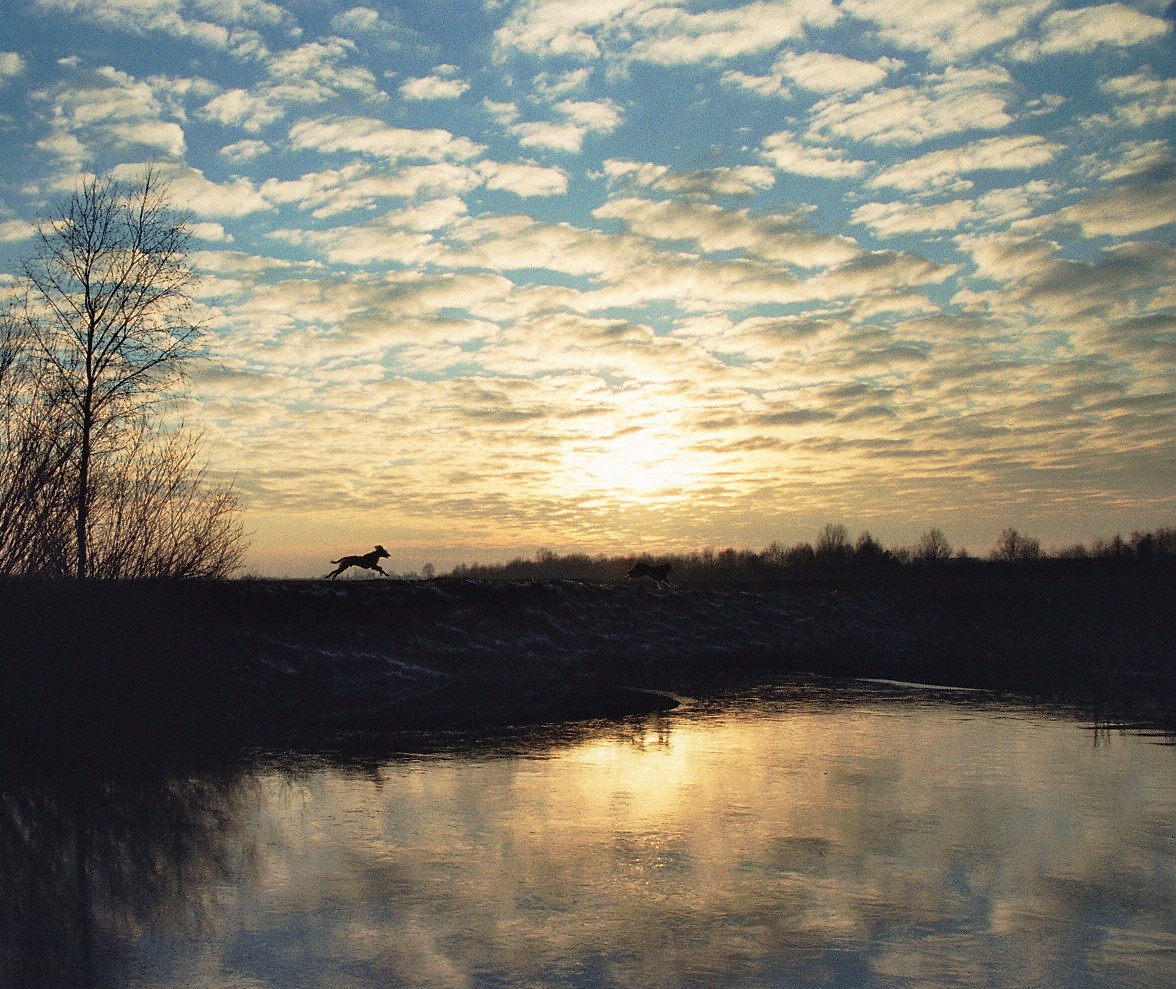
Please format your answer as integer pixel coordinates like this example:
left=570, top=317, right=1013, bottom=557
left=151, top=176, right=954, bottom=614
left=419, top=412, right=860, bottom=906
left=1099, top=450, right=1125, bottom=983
left=568, top=422, right=714, bottom=502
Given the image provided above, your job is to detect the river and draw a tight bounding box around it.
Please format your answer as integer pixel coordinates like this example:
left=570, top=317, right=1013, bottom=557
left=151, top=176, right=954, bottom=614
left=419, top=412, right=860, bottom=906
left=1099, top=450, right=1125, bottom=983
left=2, top=679, right=1173, bottom=988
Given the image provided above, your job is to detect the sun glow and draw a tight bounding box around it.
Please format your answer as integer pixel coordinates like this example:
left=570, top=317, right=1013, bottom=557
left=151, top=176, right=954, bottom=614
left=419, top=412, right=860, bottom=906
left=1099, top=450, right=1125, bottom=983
left=562, top=422, right=713, bottom=502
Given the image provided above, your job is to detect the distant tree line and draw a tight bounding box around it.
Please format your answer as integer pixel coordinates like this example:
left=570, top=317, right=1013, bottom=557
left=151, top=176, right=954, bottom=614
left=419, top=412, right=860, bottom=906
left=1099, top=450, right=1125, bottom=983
left=445, top=524, right=1176, bottom=583
left=0, top=169, right=246, bottom=578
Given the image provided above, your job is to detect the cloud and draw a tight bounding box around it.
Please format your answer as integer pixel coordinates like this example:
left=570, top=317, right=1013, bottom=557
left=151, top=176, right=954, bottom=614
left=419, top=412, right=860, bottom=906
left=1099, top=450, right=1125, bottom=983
left=400, top=66, right=470, bottom=101
left=494, top=98, right=624, bottom=154
left=34, top=63, right=162, bottom=128
left=373, top=271, right=517, bottom=322
left=1017, top=171, right=1176, bottom=238
left=256, top=196, right=933, bottom=320
left=190, top=220, right=233, bottom=242
left=493, top=0, right=840, bottom=65
left=0, top=52, right=27, bottom=82
left=568, top=243, right=948, bottom=318
left=533, top=68, right=592, bottom=99
left=1096, top=312, right=1176, bottom=362
left=329, top=3, right=432, bottom=51
left=852, top=180, right=1064, bottom=240
left=145, top=73, right=219, bottom=119
left=476, top=160, right=569, bottom=197
left=220, top=138, right=271, bottom=160
left=852, top=199, right=977, bottom=237
left=577, top=254, right=808, bottom=313
left=492, top=0, right=608, bottom=60
left=443, top=213, right=654, bottom=279
left=265, top=40, right=384, bottom=104
left=202, top=268, right=513, bottom=367
left=478, top=311, right=722, bottom=385
left=509, top=121, right=589, bottom=153
left=11, top=0, right=1173, bottom=568
left=593, top=196, right=860, bottom=268
left=201, top=87, right=283, bottom=132
left=0, top=218, right=36, bottom=241
left=672, top=312, right=842, bottom=361
left=1085, top=69, right=1176, bottom=130
left=288, top=116, right=484, bottom=163
left=116, top=162, right=272, bottom=217
left=603, top=160, right=776, bottom=197
left=192, top=248, right=311, bottom=278
left=957, top=233, right=1176, bottom=326
left=775, top=51, right=901, bottom=93
left=623, top=1, right=841, bottom=66
left=808, top=249, right=955, bottom=301
left=107, top=120, right=186, bottom=156
left=760, top=131, right=871, bottom=179
left=195, top=0, right=289, bottom=26
left=31, top=0, right=258, bottom=51
left=809, top=66, right=1017, bottom=145
left=1009, top=3, right=1171, bottom=61
left=36, top=132, right=88, bottom=167
left=199, top=38, right=395, bottom=137
left=720, top=69, right=791, bottom=99
left=29, top=60, right=192, bottom=162
left=331, top=6, right=381, bottom=34
left=1080, top=140, right=1172, bottom=184
left=842, top=0, right=1050, bottom=62
left=263, top=163, right=486, bottom=218
left=261, top=160, right=565, bottom=218
left=869, top=135, right=1063, bottom=191
left=973, top=181, right=1057, bottom=227
left=556, top=98, right=623, bottom=132
left=267, top=214, right=446, bottom=267
left=190, top=248, right=320, bottom=300
left=483, top=98, right=520, bottom=126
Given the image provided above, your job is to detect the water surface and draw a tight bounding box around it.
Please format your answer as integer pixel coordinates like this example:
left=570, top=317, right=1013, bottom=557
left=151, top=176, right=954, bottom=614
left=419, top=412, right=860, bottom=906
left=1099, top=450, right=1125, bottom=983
left=3, top=681, right=1173, bottom=988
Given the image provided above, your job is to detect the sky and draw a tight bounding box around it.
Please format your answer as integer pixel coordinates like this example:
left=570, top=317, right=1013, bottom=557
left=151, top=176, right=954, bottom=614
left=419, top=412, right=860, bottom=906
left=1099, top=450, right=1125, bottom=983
left=0, top=0, right=1173, bottom=577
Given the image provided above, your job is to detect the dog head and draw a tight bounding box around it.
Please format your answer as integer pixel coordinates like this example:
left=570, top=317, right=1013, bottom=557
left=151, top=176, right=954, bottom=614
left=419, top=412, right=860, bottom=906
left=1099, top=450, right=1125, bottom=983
left=374, top=544, right=389, bottom=558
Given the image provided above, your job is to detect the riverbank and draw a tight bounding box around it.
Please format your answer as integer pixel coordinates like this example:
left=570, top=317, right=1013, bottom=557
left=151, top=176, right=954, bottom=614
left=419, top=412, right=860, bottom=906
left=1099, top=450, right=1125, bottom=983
left=1, top=570, right=1173, bottom=755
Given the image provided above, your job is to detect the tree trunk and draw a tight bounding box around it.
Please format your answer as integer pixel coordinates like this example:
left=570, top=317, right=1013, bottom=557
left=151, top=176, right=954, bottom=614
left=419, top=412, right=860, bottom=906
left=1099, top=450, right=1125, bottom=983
left=75, top=413, right=90, bottom=580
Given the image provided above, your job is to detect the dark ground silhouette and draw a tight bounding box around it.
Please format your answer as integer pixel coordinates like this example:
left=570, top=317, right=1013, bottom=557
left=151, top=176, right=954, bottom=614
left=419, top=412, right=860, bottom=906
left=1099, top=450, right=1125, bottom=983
left=1, top=561, right=1173, bottom=759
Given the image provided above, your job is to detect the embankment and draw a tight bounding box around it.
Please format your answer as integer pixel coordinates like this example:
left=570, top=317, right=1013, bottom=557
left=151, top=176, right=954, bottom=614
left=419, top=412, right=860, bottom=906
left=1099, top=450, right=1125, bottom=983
left=1, top=571, right=1173, bottom=752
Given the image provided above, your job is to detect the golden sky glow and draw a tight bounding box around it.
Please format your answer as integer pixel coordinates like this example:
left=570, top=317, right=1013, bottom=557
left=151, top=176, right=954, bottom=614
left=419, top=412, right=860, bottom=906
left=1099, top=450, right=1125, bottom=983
left=0, top=1, right=1173, bottom=574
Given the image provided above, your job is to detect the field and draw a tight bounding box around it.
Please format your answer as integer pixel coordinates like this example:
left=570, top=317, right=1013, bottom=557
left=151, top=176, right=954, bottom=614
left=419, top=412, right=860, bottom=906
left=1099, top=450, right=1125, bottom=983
left=2, top=568, right=1174, bottom=758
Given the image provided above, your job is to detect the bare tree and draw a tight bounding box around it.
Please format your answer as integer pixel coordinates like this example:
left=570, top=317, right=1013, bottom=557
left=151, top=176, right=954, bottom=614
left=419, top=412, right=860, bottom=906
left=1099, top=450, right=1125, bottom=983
left=0, top=312, right=76, bottom=575
left=915, top=527, right=953, bottom=562
left=993, top=527, right=1041, bottom=563
left=815, top=522, right=851, bottom=564
left=19, top=167, right=201, bottom=579
left=854, top=530, right=893, bottom=566
left=5, top=168, right=248, bottom=579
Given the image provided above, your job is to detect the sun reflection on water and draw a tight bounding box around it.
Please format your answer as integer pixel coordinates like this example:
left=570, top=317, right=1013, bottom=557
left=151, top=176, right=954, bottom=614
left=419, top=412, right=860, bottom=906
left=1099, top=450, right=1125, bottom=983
left=3, top=688, right=1174, bottom=989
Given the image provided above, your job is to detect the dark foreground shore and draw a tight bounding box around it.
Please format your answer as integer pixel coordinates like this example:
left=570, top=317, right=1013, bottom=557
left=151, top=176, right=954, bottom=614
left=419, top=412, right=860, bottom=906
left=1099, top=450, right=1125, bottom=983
left=2, top=570, right=1174, bottom=755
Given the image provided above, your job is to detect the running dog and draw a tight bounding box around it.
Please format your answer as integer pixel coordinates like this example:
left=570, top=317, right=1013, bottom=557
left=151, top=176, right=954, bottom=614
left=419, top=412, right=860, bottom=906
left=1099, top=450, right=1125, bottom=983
left=625, top=562, right=672, bottom=588
left=327, top=544, right=390, bottom=579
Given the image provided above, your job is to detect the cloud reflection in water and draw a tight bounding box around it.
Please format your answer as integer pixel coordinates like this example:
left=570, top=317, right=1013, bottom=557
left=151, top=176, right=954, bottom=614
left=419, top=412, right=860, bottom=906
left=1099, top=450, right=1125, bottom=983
left=3, top=687, right=1174, bottom=988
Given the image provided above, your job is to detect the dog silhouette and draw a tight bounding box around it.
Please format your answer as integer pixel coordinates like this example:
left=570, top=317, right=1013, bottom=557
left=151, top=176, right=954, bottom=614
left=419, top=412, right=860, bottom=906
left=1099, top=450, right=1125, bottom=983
left=327, top=545, right=390, bottom=579
left=625, top=562, right=672, bottom=588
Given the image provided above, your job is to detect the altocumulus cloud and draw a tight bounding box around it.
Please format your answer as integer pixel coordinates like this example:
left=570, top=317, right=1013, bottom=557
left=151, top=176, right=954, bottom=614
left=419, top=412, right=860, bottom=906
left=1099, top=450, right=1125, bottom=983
left=0, top=0, right=1172, bottom=574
